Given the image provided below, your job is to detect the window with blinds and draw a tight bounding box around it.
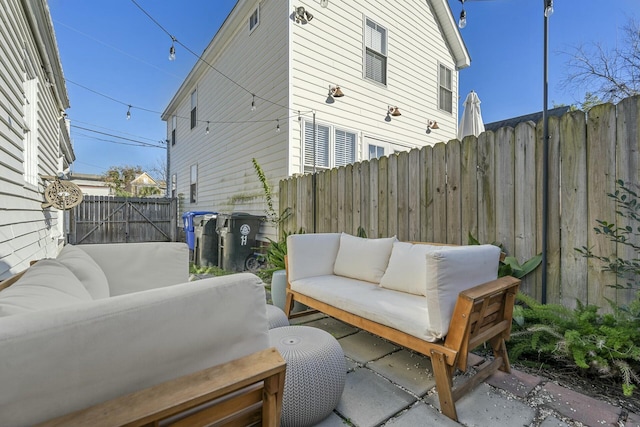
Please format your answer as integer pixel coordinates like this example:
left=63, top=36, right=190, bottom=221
left=304, top=121, right=330, bottom=169
left=304, top=122, right=357, bottom=170
left=439, top=64, right=453, bottom=113
left=335, top=129, right=355, bottom=166
left=364, top=18, right=387, bottom=85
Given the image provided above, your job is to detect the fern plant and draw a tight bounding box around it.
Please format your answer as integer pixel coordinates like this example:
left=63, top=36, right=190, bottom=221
left=510, top=292, right=640, bottom=396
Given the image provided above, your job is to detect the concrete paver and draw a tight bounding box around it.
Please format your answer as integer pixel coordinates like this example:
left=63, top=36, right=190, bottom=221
left=625, top=411, right=640, bottom=426
left=384, top=402, right=460, bottom=427
left=538, top=415, right=571, bottom=427
left=304, top=317, right=358, bottom=339
left=486, top=368, right=544, bottom=398
left=338, top=331, right=398, bottom=364
left=336, top=367, right=416, bottom=427
left=367, top=349, right=436, bottom=396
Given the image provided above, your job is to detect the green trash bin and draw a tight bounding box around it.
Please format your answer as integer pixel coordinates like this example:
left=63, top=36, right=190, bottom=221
left=194, top=214, right=218, bottom=267
left=216, top=213, right=265, bottom=272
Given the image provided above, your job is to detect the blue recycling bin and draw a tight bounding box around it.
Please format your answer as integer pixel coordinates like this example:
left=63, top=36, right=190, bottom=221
left=182, top=211, right=216, bottom=250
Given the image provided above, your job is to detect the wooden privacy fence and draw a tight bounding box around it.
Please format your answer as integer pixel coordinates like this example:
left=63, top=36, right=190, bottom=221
left=69, top=196, right=178, bottom=245
left=279, top=96, right=640, bottom=309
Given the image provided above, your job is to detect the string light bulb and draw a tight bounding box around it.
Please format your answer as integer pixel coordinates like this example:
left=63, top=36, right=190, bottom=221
left=320, top=0, right=328, bottom=7
left=458, top=9, right=467, bottom=29
left=168, top=36, right=176, bottom=61
left=276, top=119, right=280, bottom=133
left=126, top=105, right=131, bottom=120
left=206, top=121, right=210, bottom=135
left=544, top=0, right=554, bottom=17
left=251, top=94, right=256, bottom=111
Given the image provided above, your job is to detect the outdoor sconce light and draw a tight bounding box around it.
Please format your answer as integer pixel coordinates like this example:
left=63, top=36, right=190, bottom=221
left=330, top=85, right=344, bottom=97
left=320, top=0, right=328, bottom=7
left=426, top=120, right=439, bottom=134
left=295, top=6, right=313, bottom=23
left=389, top=106, right=401, bottom=117
left=326, top=85, right=344, bottom=103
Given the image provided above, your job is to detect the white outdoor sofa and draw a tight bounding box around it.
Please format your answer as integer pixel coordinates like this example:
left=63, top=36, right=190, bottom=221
left=0, top=242, right=285, bottom=426
left=284, top=232, right=520, bottom=421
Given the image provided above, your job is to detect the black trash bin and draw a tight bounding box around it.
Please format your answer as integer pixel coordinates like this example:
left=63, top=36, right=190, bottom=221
left=182, top=211, right=216, bottom=251
left=194, top=213, right=219, bottom=267
left=216, top=213, right=265, bottom=272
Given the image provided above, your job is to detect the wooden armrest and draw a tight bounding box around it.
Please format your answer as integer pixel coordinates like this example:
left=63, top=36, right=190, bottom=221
left=38, top=347, right=286, bottom=427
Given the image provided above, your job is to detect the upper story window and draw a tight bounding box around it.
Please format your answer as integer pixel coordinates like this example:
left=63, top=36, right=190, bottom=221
left=364, top=18, right=387, bottom=85
left=171, top=115, right=177, bottom=145
left=171, top=174, right=177, bottom=198
left=190, top=89, right=197, bottom=129
left=439, top=64, right=453, bottom=113
left=249, top=7, right=259, bottom=33
left=303, top=121, right=356, bottom=172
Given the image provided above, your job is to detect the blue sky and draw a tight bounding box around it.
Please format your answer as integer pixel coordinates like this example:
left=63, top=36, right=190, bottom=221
left=48, top=0, right=639, bottom=176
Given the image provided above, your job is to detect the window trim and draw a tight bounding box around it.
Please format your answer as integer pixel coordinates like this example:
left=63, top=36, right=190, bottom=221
left=190, top=164, right=198, bottom=203
left=190, top=89, right=197, bottom=129
left=438, top=63, right=453, bottom=114
left=249, top=6, right=259, bottom=33
left=363, top=17, right=388, bottom=86
left=302, top=121, right=358, bottom=172
left=171, top=115, right=177, bottom=146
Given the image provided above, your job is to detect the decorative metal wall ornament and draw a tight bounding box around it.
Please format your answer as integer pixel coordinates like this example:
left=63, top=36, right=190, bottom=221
left=41, top=175, right=83, bottom=210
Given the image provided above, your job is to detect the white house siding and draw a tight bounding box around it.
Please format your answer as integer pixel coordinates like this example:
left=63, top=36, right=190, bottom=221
left=289, top=0, right=461, bottom=175
left=0, top=0, right=73, bottom=280
left=164, top=0, right=289, bottom=232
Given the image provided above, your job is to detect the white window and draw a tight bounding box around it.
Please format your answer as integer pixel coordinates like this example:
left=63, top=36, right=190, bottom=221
left=303, top=121, right=356, bottom=172
left=190, top=90, right=197, bottom=129
left=24, top=77, right=38, bottom=186
left=364, top=18, right=387, bottom=85
left=369, top=144, right=385, bottom=160
left=249, top=7, right=259, bottom=32
left=439, top=64, right=453, bottom=113
left=171, top=115, right=177, bottom=145
left=171, top=174, right=177, bottom=198
left=190, top=164, right=197, bottom=203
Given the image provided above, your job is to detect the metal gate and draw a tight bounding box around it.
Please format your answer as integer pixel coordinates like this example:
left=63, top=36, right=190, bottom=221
left=69, top=196, right=178, bottom=244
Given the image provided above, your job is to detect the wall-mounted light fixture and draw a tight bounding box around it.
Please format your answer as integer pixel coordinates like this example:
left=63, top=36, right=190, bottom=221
left=320, top=0, right=328, bottom=7
left=426, top=120, right=439, bottom=134
left=294, top=6, right=313, bottom=24
left=326, top=85, right=344, bottom=103
left=389, top=106, right=401, bottom=117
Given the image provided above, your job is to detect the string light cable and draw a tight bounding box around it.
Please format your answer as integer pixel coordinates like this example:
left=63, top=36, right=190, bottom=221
left=71, top=125, right=166, bottom=148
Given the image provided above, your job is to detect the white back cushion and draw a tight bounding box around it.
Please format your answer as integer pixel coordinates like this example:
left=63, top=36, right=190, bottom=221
left=0, top=260, right=93, bottom=316
left=379, top=242, right=441, bottom=296
left=287, top=233, right=341, bottom=282
left=333, top=233, right=396, bottom=284
left=56, top=244, right=110, bottom=299
left=425, top=244, right=501, bottom=339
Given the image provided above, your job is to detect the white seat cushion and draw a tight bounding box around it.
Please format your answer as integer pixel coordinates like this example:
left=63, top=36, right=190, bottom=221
left=0, top=260, right=93, bottom=316
left=425, top=244, right=501, bottom=339
left=333, top=233, right=396, bottom=284
left=379, top=242, right=441, bottom=296
left=56, top=244, right=110, bottom=299
left=291, top=275, right=436, bottom=341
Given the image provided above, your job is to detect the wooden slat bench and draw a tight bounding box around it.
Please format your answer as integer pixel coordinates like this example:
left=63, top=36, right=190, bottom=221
left=284, top=247, right=520, bottom=421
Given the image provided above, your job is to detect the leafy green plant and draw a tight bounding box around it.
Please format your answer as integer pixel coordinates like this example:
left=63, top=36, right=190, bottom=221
left=189, top=264, right=232, bottom=277
left=576, top=179, right=640, bottom=290
left=509, top=292, right=640, bottom=396
left=262, top=229, right=305, bottom=276
left=467, top=233, right=542, bottom=279
left=251, top=158, right=291, bottom=232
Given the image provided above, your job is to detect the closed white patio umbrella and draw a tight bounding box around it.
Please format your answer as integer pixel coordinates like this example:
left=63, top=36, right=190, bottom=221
left=458, top=90, right=485, bottom=140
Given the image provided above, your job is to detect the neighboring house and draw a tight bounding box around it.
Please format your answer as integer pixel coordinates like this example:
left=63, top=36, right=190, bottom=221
left=484, top=106, right=571, bottom=132
left=162, top=0, right=469, bottom=236
left=128, top=172, right=165, bottom=197
left=68, top=173, right=111, bottom=196
left=0, top=0, right=73, bottom=279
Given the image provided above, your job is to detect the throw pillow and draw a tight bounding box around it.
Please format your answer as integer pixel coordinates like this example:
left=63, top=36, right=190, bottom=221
left=0, top=259, right=93, bottom=316
left=333, top=233, right=396, bottom=283
left=56, top=244, right=110, bottom=299
left=379, top=242, right=441, bottom=296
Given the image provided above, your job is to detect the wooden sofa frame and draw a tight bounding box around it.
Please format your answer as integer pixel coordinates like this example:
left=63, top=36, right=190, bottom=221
left=284, top=249, right=520, bottom=422
left=1, top=268, right=286, bottom=427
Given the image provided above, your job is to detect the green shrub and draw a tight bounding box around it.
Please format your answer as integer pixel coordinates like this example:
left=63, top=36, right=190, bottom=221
left=510, top=292, right=640, bottom=396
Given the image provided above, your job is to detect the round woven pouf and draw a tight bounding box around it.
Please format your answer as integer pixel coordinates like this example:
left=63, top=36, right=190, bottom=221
left=266, top=304, right=290, bottom=329
left=269, top=325, right=346, bottom=427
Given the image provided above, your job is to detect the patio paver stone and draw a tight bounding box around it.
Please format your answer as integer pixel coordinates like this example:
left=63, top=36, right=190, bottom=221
left=367, top=349, right=436, bottom=396
left=336, top=367, right=416, bottom=427
left=541, top=382, right=622, bottom=427
left=384, top=402, right=460, bottom=427
left=486, top=368, right=544, bottom=398
left=338, top=331, right=399, bottom=364
left=303, top=317, right=359, bottom=339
